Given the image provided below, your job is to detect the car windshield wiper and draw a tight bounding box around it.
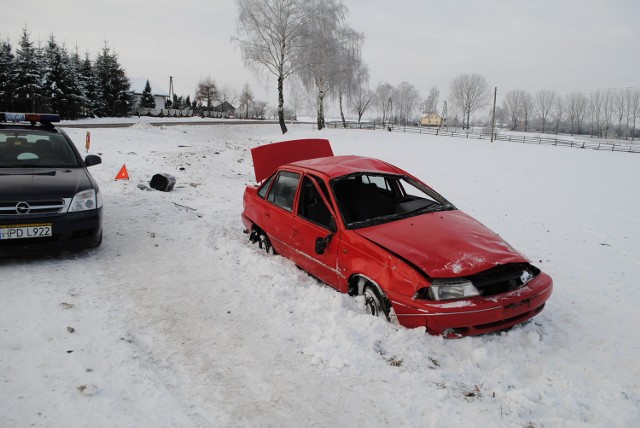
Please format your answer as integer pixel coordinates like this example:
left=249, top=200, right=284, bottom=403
left=415, top=203, right=456, bottom=214
left=349, top=214, right=399, bottom=228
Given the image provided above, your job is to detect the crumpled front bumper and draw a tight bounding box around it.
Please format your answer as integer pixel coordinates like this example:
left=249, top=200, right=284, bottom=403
left=387, top=272, right=553, bottom=337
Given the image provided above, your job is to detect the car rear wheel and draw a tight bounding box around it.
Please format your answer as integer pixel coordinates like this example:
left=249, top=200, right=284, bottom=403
left=257, top=231, right=276, bottom=255
left=363, top=284, right=390, bottom=321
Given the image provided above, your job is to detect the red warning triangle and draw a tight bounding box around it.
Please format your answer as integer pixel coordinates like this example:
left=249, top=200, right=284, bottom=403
left=115, top=164, right=129, bottom=180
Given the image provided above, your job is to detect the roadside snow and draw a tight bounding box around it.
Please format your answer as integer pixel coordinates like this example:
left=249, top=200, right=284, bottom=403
left=1, top=122, right=638, bottom=427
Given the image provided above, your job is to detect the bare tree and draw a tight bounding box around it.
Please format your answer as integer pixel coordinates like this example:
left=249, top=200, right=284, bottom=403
left=535, top=90, right=556, bottom=133
left=285, top=77, right=306, bottom=120
left=393, top=82, right=421, bottom=125
left=335, top=58, right=368, bottom=128
left=566, top=92, right=588, bottom=135
left=349, top=86, right=372, bottom=124
left=238, top=83, right=254, bottom=119
left=630, top=88, right=640, bottom=140
left=521, top=91, right=534, bottom=132
left=613, top=88, right=628, bottom=139
left=587, top=90, right=603, bottom=137
left=449, top=73, right=491, bottom=129
left=602, top=89, right=615, bottom=138
left=503, top=90, right=523, bottom=130
left=250, top=100, right=269, bottom=119
left=195, top=77, right=218, bottom=116
left=552, top=95, right=564, bottom=134
left=423, top=86, right=439, bottom=114
left=217, top=86, right=238, bottom=117
left=233, top=0, right=307, bottom=134
left=373, top=82, right=393, bottom=126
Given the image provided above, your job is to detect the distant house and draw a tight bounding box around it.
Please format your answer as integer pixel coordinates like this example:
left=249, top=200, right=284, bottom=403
left=200, top=100, right=236, bottom=118
left=420, top=112, right=443, bottom=127
left=213, top=101, right=236, bottom=116
left=129, top=77, right=169, bottom=110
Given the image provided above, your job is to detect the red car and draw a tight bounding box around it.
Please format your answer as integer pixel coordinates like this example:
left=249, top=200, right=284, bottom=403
left=241, top=139, right=552, bottom=337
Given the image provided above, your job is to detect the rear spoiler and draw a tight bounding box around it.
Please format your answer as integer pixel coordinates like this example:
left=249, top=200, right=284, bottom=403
left=250, top=138, right=334, bottom=182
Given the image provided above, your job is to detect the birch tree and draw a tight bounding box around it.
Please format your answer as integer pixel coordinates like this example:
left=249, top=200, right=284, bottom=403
left=234, top=0, right=306, bottom=134
left=298, top=0, right=361, bottom=130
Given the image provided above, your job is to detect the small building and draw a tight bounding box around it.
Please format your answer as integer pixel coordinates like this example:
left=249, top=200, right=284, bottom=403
left=129, top=77, right=169, bottom=110
left=420, top=112, right=443, bottom=127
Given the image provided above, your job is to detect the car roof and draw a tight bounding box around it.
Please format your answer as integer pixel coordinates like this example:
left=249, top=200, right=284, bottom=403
left=288, top=155, right=405, bottom=179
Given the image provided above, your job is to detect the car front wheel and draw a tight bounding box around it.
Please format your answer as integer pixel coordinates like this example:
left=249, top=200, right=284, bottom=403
left=363, top=284, right=390, bottom=321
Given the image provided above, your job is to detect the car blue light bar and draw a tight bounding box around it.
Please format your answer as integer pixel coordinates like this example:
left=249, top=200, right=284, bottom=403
left=0, top=112, right=61, bottom=123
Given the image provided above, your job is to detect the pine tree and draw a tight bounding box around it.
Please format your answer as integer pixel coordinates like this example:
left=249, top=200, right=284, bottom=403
left=0, top=39, right=15, bottom=111
left=140, top=79, right=155, bottom=108
left=14, top=27, right=42, bottom=112
left=81, top=52, right=100, bottom=117
left=42, top=35, right=83, bottom=118
left=94, top=43, right=133, bottom=117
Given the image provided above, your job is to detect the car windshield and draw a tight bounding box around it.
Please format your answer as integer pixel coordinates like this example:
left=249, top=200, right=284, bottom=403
left=0, top=130, right=80, bottom=168
left=332, top=173, right=455, bottom=228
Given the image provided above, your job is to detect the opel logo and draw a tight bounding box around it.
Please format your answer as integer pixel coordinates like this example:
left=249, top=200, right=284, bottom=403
left=16, top=202, right=30, bottom=214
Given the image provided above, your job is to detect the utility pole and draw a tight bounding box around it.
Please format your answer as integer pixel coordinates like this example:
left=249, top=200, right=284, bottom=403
left=490, top=87, right=497, bottom=142
left=441, top=100, right=447, bottom=129
left=168, top=76, right=174, bottom=104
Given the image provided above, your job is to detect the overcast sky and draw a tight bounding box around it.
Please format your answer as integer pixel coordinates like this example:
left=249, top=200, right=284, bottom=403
left=2, top=0, right=639, bottom=116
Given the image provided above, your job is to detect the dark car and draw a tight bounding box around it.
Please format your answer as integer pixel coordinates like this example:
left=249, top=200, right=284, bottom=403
left=242, top=138, right=552, bottom=337
left=0, top=113, right=103, bottom=256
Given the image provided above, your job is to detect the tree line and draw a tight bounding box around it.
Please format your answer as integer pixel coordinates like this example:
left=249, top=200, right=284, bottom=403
left=0, top=28, right=134, bottom=119
left=499, top=87, right=640, bottom=140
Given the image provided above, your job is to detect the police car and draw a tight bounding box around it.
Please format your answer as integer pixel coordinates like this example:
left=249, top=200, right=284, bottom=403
left=0, top=113, right=103, bottom=256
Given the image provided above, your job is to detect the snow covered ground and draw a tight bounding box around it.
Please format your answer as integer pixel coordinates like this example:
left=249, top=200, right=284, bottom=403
left=1, top=122, right=639, bottom=427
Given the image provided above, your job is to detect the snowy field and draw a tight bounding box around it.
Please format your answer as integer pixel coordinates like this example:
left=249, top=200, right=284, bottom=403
left=1, top=122, right=639, bottom=427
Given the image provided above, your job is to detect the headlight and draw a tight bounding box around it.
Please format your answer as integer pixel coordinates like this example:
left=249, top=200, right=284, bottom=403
left=426, top=279, right=481, bottom=301
left=68, top=189, right=99, bottom=212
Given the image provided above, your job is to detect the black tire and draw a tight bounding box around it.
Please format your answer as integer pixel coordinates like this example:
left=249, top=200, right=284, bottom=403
left=363, top=284, right=390, bottom=321
left=257, top=231, right=276, bottom=255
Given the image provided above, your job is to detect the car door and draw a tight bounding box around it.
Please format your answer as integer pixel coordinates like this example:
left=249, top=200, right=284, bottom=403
left=261, top=170, right=301, bottom=258
left=290, top=175, right=341, bottom=288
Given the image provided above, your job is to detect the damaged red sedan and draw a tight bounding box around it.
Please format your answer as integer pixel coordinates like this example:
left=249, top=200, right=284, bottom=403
left=241, top=139, right=552, bottom=337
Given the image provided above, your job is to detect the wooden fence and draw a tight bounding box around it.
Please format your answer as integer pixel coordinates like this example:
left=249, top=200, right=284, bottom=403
left=325, top=122, right=640, bottom=154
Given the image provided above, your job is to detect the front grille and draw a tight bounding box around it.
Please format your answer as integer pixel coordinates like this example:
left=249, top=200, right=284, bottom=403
left=0, top=199, right=68, bottom=215
left=469, top=263, right=540, bottom=297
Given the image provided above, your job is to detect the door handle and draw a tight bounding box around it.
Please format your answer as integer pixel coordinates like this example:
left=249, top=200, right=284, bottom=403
left=264, top=210, right=271, bottom=218
left=292, top=227, right=299, bottom=236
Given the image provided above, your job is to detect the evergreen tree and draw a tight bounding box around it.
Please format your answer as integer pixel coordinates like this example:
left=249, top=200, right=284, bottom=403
left=68, top=48, right=88, bottom=119
left=0, top=39, right=16, bottom=111
left=94, top=43, right=133, bottom=117
left=140, top=79, right=155, bottom=108
left=42, top=35, right=83, bottom=118
left=81, top=52, right=100, bottom=116
left=14, top=27, right=42, bottom=112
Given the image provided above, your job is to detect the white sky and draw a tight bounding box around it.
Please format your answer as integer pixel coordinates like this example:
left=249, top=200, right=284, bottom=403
left=2, top=0, right=639, bottom=114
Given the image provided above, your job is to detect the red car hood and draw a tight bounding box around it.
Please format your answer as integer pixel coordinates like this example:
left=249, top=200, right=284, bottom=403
left=355, top=210, right=527, bottom=278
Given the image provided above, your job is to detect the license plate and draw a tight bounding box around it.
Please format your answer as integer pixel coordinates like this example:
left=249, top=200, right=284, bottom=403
left=0, top=223, right=52, bottom=240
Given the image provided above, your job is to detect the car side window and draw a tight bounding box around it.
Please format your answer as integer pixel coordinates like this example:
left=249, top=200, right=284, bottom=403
left=298, top=176, right=333, bottom=229
left=266, top=171, right=300, bottom=211
left=257, top=174, right=274, bottom=199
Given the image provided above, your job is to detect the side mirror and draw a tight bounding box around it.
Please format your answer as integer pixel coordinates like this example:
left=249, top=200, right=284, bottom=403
left=85, top=154, right=102, bottom=167
left=315, top=233, right=333, bottom=255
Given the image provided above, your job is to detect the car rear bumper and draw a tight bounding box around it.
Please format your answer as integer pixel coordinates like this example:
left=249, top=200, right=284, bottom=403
left=0, top=208, right=103, bottom=257
left=388, top=273, right=553, bottom=337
